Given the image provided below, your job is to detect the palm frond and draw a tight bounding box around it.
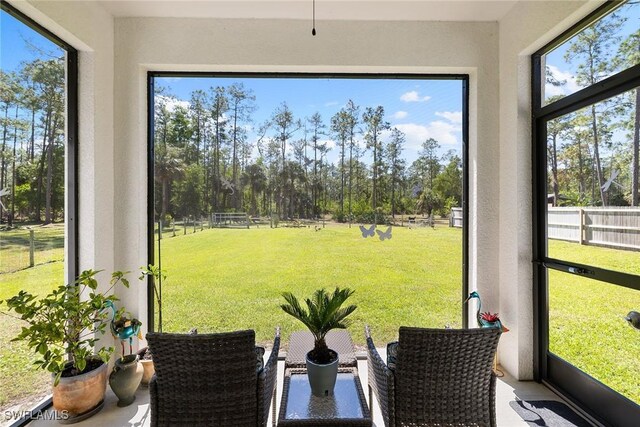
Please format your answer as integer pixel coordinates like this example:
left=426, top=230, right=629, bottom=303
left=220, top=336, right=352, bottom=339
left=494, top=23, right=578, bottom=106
left=281, top=292, right=315, bottom=332
left=280, top=287, right=357, bottom=348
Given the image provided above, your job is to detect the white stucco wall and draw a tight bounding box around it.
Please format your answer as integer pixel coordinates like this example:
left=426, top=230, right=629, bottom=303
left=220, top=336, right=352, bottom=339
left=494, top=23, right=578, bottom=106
left=112, top=16, right=501, bottom=346
left=497, top=0, right=604, bottom=379
left=11, top=0, right=115, bottom=279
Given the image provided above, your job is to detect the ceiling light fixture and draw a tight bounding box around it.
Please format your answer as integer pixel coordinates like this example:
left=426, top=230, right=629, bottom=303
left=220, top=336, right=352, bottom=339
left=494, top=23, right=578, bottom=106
left=312, top=0, right=316, bottom=36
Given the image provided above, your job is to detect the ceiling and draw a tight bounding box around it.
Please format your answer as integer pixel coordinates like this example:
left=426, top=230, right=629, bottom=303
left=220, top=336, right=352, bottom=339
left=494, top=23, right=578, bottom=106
left=96, top=0, right=519, bottom=21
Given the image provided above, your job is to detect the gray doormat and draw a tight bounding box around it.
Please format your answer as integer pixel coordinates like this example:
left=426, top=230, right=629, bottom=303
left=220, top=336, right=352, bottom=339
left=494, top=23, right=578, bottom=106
left=509, top=400, right=592, bottom=427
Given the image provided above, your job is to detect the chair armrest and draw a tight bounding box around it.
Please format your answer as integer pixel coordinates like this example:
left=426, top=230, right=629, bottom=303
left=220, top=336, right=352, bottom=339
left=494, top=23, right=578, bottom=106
left=365, top=325, right=395, bottom=427
left=258, top=327, right=281, bottom=426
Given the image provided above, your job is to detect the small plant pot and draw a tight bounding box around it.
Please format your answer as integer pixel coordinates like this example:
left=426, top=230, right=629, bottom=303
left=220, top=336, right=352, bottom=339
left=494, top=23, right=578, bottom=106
left=109, top=355, right=143, bottom=407
left=305, top=350, right=339, bottom=397
left=52, top=358, right=108, bottom=424
left=137, top=347, right=155, bottom=387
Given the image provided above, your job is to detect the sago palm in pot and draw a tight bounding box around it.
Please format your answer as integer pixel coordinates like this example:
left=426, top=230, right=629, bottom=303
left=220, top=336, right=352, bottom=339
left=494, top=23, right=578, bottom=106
left=281, top=287, right=356, bottom=396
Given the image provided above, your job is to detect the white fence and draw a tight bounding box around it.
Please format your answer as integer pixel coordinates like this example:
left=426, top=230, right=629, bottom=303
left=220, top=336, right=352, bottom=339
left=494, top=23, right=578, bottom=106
left=211, top=212, right=250, bottom=228
left=548, top=207, right=640, bottom=251
left=450, top=207, right=463, bottom=228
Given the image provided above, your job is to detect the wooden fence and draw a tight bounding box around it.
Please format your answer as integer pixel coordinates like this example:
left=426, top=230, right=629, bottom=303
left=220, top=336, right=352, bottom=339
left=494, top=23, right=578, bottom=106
left=548, top=207, right=640, bottom=251
left=1, top=227, right=64, bottom=274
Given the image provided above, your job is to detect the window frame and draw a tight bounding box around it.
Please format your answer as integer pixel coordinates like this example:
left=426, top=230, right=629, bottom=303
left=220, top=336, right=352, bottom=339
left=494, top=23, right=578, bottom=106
left=532, top=1, right=640, bottom=425
left=146, top=71, right=470, bottom=331
left=1, top=1, right=78, bottom=425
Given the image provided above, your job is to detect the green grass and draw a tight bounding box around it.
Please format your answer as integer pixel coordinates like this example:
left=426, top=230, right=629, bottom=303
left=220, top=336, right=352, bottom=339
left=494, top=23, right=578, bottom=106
left=547, top=241, right=640, bottom=404
left=157, top=223, right=463, bottom=345
left=549, top=239, right=640, bottom=275
left=0, top=224, right=64, bottom=273
left=0, top=223, right=67, bottom=413
left=0, top=261, right=63, bottom=413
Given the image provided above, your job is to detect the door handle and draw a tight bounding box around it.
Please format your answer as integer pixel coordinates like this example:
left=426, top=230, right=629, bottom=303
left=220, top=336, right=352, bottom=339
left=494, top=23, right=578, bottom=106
left=567, top=267, right=593, bottom=275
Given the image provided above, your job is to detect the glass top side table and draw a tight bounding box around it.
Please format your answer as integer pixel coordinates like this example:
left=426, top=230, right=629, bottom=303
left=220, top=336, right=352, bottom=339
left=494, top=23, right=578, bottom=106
left=277, top=367, right=372, bottom=426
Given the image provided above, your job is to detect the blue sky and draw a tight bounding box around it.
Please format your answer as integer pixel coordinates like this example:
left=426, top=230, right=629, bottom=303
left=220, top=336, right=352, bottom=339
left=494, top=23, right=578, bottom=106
left=544, top=1, right=640, bottom=101
left=157, top=76, right=464, bottom=165
left=1, top=10, right=64, bottom=71
left=542, top=0, right=639, bottom=171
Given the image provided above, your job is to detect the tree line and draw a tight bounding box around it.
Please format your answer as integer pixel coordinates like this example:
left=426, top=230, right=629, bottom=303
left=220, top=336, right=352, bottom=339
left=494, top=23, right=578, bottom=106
left=545, top=7, right=639, bottom=207
left=0, top=53, right=65, bottom=226
left=153, top=84, right=463, bottom=225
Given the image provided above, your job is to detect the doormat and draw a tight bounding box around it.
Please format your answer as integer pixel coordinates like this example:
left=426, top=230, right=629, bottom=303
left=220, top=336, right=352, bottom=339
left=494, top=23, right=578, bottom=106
left=509, top=400, right=592, bottom=427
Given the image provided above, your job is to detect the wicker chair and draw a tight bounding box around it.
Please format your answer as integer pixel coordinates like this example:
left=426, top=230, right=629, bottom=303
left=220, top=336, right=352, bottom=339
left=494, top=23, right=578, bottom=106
left=147, top=328, right=280, bottom=427
left=365, top=325, right=501, bottom=427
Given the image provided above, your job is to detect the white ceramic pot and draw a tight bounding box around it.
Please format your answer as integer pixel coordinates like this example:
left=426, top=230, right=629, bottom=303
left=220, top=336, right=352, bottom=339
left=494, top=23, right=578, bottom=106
left=305, top=350, right=339, bottom=397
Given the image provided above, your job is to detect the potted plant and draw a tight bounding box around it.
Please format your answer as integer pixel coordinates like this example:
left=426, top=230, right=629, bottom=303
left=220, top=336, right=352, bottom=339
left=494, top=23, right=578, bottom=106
left=281, top=287, right=357, bottom=397
left=107, top=308, right=144, bottom=407
left=0, top=269, right=130, bottom=423
left=136, top=264, right=165, bottom=386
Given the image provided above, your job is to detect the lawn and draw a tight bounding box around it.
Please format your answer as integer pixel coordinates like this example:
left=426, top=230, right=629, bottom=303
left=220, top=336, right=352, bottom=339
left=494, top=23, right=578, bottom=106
left=0, top=261, right=63, bottom=416
left=0, top=224, right=64, bottom=273
left=1, top=223, right=638, bottom=414
left=547, top=241, right=640, bottom=405
left=156, top=223, right=463, bottom=346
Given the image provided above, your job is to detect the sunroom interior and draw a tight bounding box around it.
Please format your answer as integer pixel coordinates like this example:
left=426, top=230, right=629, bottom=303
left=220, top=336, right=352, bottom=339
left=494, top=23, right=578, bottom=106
left=1, top=0, right=639, bottom=426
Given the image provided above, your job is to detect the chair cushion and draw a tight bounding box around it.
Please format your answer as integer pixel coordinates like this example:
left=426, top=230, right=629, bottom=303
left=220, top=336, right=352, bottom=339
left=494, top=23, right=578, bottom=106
left=255, top=346, right=265, bottom=373
left=387, top=341, right=399, bottom=371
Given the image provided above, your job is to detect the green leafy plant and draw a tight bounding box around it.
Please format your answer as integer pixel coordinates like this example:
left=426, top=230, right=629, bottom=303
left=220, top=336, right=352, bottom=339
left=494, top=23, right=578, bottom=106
left=0, top=269, right=130, bottom=385
left=139, top=264, right=166, bottom=332
left=281, top=287, right=357, bottom=364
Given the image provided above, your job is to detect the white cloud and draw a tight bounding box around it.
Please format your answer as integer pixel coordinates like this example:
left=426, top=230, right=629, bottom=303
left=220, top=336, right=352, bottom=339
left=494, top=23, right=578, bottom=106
left=392, top=111, right=408, bottom=120
left=400, top=91, right=431, bottom=103
left=545, top=65, right=581, bottom=98
left=321, top=139, right=336, bottom=150
left=324, top=101, right=339, bottom=107
left=157, top=95, right=190, bottom=113
left=435, top=111, right=462, bottom=124
left=392, top=121, right=460, bottom=149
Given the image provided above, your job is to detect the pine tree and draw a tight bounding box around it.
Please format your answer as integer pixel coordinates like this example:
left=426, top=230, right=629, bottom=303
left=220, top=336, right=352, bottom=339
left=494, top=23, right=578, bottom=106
left=387, top=128, right=406, bottom=218
left=564, top=11, right=625, bottom=205
left=362, top=106, right=389, bottom=222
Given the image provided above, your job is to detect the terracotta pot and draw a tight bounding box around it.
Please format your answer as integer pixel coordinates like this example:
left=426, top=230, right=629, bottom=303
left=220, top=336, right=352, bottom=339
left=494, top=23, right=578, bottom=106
left=52, top=358, right=108, bottom=424
left=137, top=347, right=155, bottom=387
left=305, top=350, right=339, bottom=397
left=109, top=355, right=143, bottom=406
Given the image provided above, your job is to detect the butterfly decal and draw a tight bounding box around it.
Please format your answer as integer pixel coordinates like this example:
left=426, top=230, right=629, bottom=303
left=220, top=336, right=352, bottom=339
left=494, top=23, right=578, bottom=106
left=359, top=224, right=376, bottom=238
left=601, top=169, right=622, bottom=192
left=376, top=226, right=392, bottom=241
